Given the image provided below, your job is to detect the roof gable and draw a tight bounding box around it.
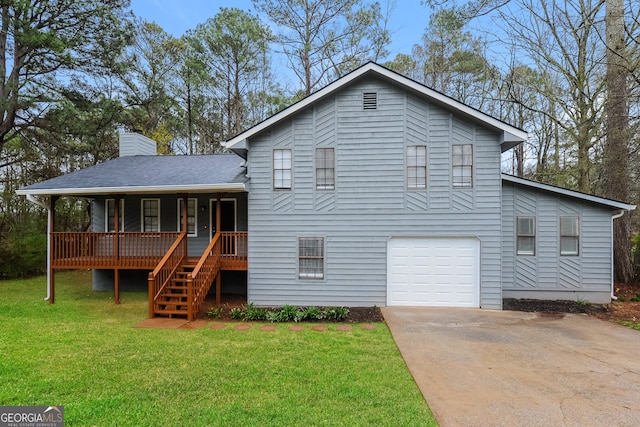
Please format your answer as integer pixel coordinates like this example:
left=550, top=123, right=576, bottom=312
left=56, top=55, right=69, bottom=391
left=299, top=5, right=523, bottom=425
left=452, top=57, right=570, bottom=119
left=502, top=174, right=635, bottom=211
left=224, top=62, right=528, bottom=153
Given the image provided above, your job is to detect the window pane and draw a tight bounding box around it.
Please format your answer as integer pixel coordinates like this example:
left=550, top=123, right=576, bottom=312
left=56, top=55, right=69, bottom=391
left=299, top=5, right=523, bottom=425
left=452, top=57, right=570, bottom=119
left=560, top=217, right=579, bottom=255
left=316, top=148, right=335, bottom=190
left=452, top=145, right=472, bottom=187
left=143, top=200, right=159, bottom=232
left=561, top=236, right=579, bottom=255
left=274, top=149, right=292, bottom=189
left=517, top=236, right=535, bottom=255
left=516, top=217, right=535, bottom=255
left=299, top=237, right=324, bottom=279
left=517, top=217, right=534, bottom=235
left=560, top=217, right=578, bottom=236
left=407, top=145, right=426, bottom=189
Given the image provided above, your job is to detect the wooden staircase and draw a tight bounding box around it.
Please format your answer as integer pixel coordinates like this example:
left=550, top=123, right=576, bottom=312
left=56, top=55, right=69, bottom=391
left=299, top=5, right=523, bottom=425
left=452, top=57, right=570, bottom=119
left=154, top=257, right=199, bottom=318
left=148, top=231, right=246, bottom=321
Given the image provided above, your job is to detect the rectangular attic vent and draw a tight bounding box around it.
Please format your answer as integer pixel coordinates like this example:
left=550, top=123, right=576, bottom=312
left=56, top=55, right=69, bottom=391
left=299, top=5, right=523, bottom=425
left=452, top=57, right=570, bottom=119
left=363, top=92, right=377, bottom=110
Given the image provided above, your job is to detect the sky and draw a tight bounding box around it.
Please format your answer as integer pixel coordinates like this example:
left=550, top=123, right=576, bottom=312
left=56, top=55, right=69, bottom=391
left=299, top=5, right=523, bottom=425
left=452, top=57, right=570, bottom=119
left=128, top=0, right=432, bottom=62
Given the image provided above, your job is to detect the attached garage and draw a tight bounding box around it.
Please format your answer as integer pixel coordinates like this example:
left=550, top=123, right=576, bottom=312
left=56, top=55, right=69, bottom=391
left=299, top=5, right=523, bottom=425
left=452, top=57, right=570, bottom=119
left=387, top=237, right=480, bottom=307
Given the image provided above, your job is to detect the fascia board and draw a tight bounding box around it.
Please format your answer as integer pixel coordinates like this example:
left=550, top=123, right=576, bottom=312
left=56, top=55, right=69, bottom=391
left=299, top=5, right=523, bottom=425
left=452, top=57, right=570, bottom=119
left=16, top=183, right=246, bottom=197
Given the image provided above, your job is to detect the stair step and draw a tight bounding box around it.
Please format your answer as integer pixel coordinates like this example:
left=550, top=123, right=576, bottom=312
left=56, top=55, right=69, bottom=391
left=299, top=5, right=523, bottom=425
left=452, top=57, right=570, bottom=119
left=154, top=309, right=189, bottom=316
left=157, top=302, right=188, bottom=309
left=165, top=289, right=187, bottom=294
left=158, top=295, right=188, bottom=302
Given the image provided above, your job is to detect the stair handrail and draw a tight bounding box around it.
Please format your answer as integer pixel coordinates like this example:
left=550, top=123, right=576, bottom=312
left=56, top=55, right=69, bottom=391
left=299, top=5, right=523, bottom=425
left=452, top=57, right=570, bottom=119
left=147, top=232, right=187, bottom=318
left=186, top=232, right=222, bottom=320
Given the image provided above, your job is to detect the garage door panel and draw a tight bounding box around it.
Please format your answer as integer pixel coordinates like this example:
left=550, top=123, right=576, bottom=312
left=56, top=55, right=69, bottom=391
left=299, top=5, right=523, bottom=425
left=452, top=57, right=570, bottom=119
left=387, top=237, right=480, bottom=307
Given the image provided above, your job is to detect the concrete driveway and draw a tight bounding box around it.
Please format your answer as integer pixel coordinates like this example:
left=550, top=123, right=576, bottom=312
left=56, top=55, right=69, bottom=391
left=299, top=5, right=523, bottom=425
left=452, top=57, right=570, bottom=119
left=382, top=307, right=640, bottom=427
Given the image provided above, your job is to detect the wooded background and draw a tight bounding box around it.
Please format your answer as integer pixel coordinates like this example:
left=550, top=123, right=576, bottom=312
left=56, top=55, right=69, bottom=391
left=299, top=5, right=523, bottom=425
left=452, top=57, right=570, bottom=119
left=0, top=0, right=638, bottom=282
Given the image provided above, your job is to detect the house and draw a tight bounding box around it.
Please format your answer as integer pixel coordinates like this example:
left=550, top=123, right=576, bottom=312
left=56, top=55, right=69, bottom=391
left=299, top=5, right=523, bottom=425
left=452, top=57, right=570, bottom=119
left=17, top=62, right=635, bottom=319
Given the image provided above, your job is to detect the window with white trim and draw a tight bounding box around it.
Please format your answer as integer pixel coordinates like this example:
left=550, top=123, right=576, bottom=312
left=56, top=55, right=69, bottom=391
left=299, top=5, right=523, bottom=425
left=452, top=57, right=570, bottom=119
left=452, top=144, right=473, bottom=188
left=105, top=199, right=124, bottom=232
left=560, top=216, right=579, bottom=256
left=273, top=149, right=292, bottom=190
left=516, top=216, right=535, bottom=255
left=316, top=147, right=335, bottom=190
left=298, top=237, right=324, bottom=279
left=142, top=199, right=160, bottom=232
left=178, top=198, right=197, bottom=237
left=407, top=145, right=427, bottom=189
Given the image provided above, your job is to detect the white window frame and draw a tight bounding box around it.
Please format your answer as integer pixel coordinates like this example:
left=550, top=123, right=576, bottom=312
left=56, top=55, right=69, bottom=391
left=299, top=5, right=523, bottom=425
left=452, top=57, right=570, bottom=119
left=452, top=144, right=473, bottom=188
left=315, top=147, right=335, bottom=190
left=407, top=145, right=427, bottom=189
left=141, top=199, right=161, bottom=232
left=177, top=198, right=198, bottom=237
left=516, top=216, right=535, bottom=256
left=105, top=199, right=124, bottom=232
left=298, top=236, right=325, bottom=280
left=273, top=148, right=292, bottom=190
left=560, top=216, right=580, bottom=256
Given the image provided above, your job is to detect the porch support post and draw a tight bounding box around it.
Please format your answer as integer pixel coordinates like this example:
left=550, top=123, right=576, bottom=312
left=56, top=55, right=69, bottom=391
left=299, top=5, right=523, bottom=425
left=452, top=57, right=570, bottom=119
left=48, top=196, right=58, bottom=304
left=114, top=269, right=120, bottom=304
left=181, top=193, right=188, bottom=255
left=114, top=195, right=121, bottom=304
left=215, top=194, right=221, bottom=233
left=216, top=195, right=221, bottom=305
left=216, top=272, right=221, bottom=306
left=114, top=195, right=121, bottom=260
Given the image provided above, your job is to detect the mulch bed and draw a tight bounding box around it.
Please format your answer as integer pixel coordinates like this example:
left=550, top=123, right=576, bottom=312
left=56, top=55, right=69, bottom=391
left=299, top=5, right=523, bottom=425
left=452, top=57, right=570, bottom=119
left=199, top=283, right=640, bottom=325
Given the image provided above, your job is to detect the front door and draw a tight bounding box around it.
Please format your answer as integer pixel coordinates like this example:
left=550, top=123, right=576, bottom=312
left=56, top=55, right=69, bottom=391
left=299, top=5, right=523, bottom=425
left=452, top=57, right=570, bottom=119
left=210, top=198, right=237, bottom=238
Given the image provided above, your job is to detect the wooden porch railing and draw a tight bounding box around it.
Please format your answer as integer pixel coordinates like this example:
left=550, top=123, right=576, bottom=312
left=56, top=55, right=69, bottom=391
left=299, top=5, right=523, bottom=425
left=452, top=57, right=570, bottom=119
left=219, top=231, right=248, bottom=270
left=186, top=232, right=222, bottom=321
left=147, top=233, right=187, bottom=318
left=51, top=232, right=182, bottom=269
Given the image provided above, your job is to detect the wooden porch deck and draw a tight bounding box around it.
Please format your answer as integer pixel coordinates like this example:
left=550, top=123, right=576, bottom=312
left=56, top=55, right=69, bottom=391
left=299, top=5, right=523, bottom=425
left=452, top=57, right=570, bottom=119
left=49, top=231, right=247, bottom=320
left=50, top=231, right=248, bottom=271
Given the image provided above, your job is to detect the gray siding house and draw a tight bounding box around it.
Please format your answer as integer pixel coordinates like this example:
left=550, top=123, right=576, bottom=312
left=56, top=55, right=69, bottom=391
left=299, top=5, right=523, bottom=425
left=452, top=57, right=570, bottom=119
left=18, top=62, right=634, bottom=315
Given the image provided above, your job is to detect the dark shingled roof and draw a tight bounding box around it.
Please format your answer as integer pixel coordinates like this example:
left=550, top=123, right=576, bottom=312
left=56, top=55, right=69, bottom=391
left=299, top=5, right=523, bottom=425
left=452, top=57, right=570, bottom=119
left=17, top=154, right=247, bottom=196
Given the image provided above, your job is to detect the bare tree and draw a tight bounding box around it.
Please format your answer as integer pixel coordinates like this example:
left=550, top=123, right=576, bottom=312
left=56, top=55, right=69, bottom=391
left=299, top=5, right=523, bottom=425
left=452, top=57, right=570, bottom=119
left=253, top=0, right=390, bottom=95
left=498, top=0, right=607, bottom=193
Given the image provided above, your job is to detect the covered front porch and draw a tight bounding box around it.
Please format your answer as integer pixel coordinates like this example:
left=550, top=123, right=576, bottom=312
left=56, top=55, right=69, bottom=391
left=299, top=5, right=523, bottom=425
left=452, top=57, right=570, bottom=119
left=16, top=137, right=250, bottom=320
left=51, top=230, right=247, bottom=306
left=44, top=193, right=248, bottom=320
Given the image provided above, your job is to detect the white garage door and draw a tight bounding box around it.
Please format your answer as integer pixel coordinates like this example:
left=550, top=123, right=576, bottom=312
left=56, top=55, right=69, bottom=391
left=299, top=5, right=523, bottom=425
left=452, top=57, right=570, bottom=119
left=387, top=237, right=480, bottom=307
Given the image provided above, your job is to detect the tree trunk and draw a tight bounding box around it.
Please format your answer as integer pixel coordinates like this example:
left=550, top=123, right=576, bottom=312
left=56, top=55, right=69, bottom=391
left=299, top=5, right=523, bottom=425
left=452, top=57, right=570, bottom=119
left=604, top=0, right=633, bottom=283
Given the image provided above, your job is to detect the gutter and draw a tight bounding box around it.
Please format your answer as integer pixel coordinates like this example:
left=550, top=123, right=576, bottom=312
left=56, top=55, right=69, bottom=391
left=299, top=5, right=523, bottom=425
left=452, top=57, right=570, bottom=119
left=610, top=210, right=627, bottom=300
left=26, top=195, right=52, bottom=301
left=15, top=182, right=246, bottom=197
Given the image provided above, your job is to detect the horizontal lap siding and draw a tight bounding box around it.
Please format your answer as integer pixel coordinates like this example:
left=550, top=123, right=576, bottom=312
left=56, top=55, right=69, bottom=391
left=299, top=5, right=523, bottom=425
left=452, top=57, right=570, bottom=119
left=248, top=76, right=503, bottom=307
left=501, top=182, right=613, bottom=294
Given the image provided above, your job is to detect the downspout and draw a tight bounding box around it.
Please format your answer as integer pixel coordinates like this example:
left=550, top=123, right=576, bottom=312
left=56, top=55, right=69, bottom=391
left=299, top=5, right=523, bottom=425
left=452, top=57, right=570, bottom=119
left=26, top=194, right=52, bottom=301
left=610, top=210, right=626, bottom=300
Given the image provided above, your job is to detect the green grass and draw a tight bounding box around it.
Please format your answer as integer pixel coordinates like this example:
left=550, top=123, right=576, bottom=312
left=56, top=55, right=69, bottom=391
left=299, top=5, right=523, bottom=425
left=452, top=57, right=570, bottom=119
left=620, top=321, right=640, bottom=331
left=0, top=271, right=437, bottom=426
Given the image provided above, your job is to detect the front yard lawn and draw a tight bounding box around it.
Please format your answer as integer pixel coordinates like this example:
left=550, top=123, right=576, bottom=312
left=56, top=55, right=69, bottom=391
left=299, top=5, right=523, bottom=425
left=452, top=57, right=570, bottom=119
left=0, top=271, right=436, bottom=426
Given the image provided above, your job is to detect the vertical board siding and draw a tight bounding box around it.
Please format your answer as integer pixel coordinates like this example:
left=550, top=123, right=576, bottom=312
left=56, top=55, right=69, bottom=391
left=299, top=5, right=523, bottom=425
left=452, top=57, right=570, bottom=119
left=248, top=75, right=504, bottom=307
left=501, top=182, right=613, bottom=296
